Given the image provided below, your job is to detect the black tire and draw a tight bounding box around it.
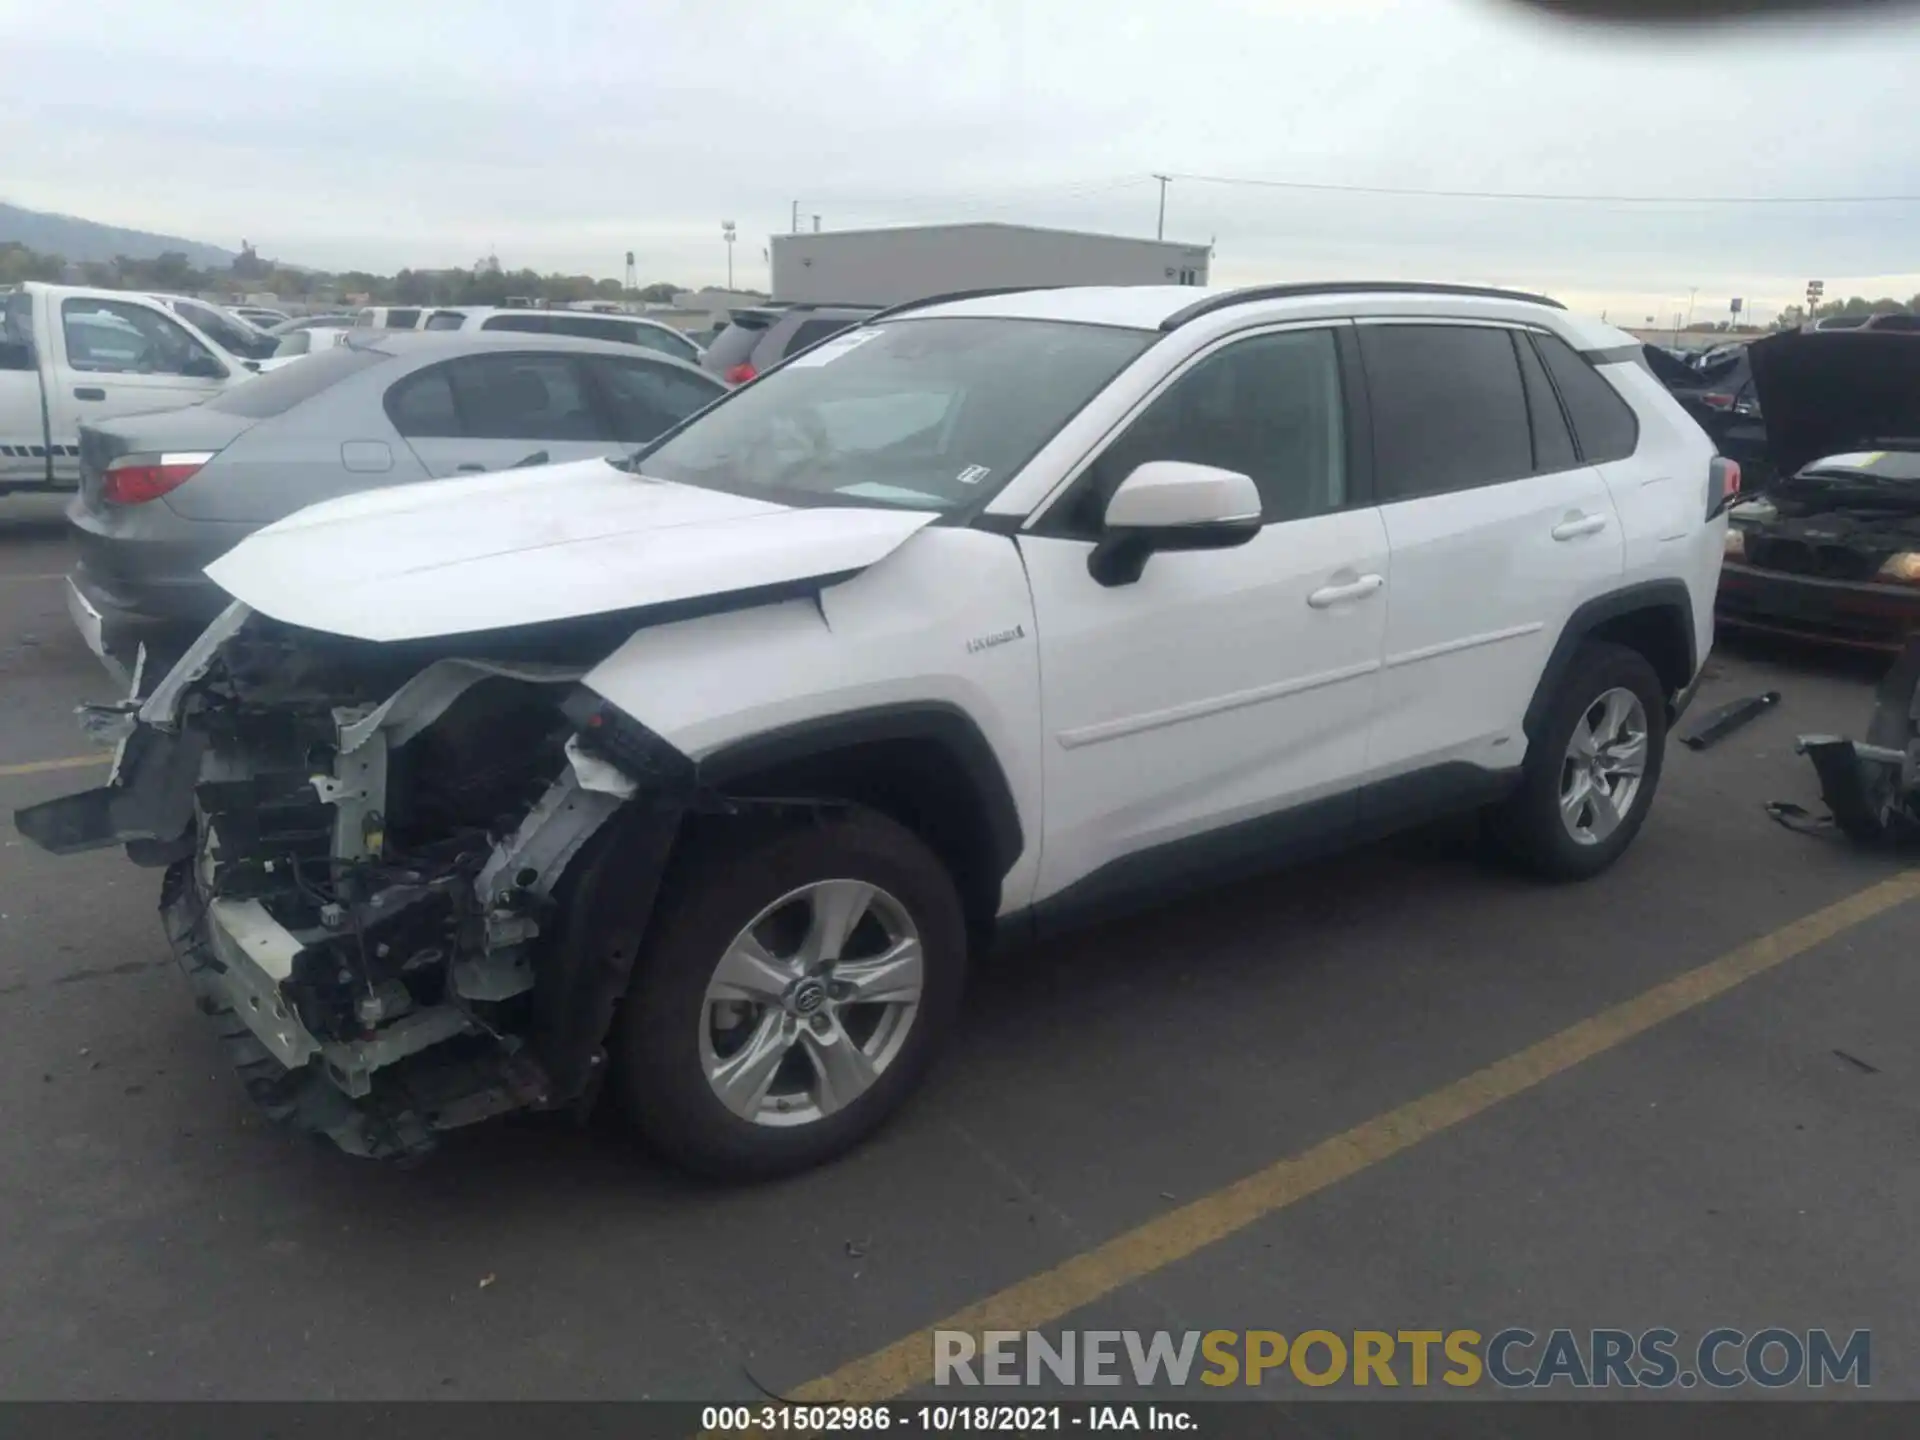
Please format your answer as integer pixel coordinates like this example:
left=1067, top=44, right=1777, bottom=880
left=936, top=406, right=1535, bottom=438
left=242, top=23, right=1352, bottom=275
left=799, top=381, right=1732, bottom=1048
left=1489, top=641, right=1668, bottom=881
left=614, top=807, right=967, bottom=1181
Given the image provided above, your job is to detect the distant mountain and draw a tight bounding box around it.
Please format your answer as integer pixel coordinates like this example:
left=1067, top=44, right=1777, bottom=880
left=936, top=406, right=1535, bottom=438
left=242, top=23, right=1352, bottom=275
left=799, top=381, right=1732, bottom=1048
left=0, top=201, right=235, bottom=269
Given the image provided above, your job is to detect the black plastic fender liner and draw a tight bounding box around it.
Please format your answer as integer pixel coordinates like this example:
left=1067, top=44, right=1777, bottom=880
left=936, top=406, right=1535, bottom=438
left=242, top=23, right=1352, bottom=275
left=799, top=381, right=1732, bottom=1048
left=1523, top=580, right=1698, bottom=743
left=531, top=795, right=688, bottom=1106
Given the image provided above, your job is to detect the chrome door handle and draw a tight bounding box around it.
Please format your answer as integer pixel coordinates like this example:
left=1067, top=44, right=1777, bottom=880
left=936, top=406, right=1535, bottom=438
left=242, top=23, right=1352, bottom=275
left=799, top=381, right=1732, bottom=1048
left=73, top=387, right=106, bottom=401
left=455, top=463, right=487, bottom=473
left=1307, top=574, right=1385, bottom=609
left=1551, top=514, right=1608, bottom=541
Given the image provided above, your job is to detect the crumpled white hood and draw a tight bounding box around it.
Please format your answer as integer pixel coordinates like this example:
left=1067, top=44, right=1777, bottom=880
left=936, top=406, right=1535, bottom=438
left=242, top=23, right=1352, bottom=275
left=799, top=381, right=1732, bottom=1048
left=203, top=458, right=938, bottom=642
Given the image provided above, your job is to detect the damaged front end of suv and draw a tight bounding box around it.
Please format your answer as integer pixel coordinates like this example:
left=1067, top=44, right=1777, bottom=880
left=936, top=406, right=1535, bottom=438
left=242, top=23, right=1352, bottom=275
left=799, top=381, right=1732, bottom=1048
left=16, top=601, right=698, bottom=1160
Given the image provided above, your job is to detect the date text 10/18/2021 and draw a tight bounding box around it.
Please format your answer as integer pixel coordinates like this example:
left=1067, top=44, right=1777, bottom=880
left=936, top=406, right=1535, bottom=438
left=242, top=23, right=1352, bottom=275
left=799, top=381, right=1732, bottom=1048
left=703, top=1406, right=1192, bottom=1432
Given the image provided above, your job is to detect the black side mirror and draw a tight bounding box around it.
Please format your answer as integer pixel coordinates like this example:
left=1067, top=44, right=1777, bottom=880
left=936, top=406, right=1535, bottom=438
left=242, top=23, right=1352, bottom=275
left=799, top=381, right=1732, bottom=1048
left=180, top=354, right=226, bottom=380
left=1088, top=461, right=1263, bottom=587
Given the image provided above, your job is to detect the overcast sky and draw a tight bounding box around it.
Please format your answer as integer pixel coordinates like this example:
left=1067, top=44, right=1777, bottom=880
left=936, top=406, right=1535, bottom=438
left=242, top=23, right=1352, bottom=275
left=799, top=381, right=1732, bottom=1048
left=3, top=0, right=1917, bottom=322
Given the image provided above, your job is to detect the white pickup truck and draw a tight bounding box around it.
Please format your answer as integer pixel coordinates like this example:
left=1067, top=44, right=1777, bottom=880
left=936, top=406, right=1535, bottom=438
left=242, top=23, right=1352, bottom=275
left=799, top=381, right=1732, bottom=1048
left=1, top=282, right=258, bottom=497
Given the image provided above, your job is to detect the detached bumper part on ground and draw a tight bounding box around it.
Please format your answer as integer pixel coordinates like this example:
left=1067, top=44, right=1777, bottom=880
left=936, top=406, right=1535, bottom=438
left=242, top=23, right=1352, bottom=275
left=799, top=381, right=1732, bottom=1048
left=15, top=604, right=694, bottom=1160
left=1786, top=635, right=1920, bottom=847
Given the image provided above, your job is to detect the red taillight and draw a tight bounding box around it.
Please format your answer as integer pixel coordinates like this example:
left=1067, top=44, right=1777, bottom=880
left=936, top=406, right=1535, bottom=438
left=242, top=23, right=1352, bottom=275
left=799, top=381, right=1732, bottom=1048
left=724, top=362, right=757, bottom=385
left=1700, top=392, right=1736, bottom=411
left=1708, top=457, right=1741, bottom=518
left=101, top=451, right=215, bottom=505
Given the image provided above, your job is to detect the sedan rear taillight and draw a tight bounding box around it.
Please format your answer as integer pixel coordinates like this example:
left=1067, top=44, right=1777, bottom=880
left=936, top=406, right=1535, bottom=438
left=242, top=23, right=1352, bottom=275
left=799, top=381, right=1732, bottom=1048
left=1700, top=392, right=1736, bottom=411
left=101, top=451, right=216, bottom=505
left=724, top=362, right=757, bottom=385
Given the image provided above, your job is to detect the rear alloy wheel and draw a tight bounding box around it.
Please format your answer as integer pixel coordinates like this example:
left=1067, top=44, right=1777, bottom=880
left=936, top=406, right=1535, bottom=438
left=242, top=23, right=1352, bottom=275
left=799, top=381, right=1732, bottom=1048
left=616, top=809, right=966, bottom=1180
left=1489, top=641, right=1668, bottom=881
left=1557, top=687, right=1650, bottom=848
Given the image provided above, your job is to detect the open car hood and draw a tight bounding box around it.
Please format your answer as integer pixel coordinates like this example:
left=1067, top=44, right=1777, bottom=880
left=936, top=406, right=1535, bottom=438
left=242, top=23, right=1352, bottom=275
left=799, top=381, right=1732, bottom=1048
left=203, top=458, right=939, bottom=642
left=1748, top=330, right=1920, bottom=477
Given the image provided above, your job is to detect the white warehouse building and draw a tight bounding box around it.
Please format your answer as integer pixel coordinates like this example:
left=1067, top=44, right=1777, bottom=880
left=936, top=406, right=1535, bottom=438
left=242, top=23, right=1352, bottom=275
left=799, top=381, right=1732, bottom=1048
left=768, top=222, right=1212, bottom=306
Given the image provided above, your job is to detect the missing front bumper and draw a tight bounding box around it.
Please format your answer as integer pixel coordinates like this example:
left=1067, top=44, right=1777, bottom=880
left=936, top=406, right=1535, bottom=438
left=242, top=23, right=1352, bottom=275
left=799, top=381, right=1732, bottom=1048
left=162, top=866, right=552, bottom=1158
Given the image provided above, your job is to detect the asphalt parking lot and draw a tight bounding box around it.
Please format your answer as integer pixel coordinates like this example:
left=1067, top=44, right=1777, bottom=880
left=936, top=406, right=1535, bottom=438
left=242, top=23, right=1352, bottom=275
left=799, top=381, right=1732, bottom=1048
left=4, top=491, right=1918, bottom=1405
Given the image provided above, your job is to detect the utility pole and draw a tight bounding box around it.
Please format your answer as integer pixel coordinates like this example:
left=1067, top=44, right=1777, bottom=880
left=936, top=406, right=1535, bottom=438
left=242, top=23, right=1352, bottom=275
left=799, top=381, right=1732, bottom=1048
left=1685, top=287, right=1698, bottom=330
left=1152, top=174, right=1172, bottom=241
left=791, top=200, right=800, bottom=234
left=721, top=221, right=737, bottom=290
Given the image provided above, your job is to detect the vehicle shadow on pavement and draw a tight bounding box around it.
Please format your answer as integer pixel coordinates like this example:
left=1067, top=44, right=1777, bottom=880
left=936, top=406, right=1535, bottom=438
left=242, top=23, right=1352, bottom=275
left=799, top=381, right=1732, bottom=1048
left=252, top=825, right=1511, bottom=1213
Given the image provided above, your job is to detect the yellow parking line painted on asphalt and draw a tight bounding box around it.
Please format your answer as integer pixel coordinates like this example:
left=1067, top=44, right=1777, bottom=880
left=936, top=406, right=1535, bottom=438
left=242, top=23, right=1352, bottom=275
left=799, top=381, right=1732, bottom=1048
left=0, top=754, right=110, bottom=779
left=791, top=870, right=1920, bottom=1405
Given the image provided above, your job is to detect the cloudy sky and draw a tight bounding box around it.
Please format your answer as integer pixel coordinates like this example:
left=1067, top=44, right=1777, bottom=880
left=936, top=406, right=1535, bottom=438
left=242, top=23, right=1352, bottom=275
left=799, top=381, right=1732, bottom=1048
left=3, top=0, right=1917, bottom=322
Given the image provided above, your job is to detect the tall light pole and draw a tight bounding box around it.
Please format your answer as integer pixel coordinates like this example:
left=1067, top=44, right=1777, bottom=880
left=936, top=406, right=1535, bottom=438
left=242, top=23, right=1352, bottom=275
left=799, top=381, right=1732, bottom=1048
left=1685, top=287, right=1698, bottom=330
left=1152, top=173, right=1172, bottom=240
left=721, top=221, right=737, bottom=290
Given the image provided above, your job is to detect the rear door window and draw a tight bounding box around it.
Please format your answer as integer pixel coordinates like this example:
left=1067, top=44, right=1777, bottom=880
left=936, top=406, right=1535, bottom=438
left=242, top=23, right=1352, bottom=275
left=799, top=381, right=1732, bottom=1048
left=424, top=310, right=467, bottom=331
left=1359, top=324, right=1534, bottom=501
left=1533, top=332, right=1639, bottom=464
left=386, top=308, right=422, bottom=330
left=443, top=353, right=605, bottom=441
left=480, top=313, right=552, bottom=335
left=586, top=356, right=723, bottom=442
left=385, top=364, right=464, bottom=437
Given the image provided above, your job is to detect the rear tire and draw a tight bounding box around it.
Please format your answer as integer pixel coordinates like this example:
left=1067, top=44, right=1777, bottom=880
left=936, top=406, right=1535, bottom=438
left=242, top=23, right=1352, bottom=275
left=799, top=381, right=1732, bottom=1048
left=1489, top=641, right=1668, bottom=881
left=614, top=807, right=967, bottom=1181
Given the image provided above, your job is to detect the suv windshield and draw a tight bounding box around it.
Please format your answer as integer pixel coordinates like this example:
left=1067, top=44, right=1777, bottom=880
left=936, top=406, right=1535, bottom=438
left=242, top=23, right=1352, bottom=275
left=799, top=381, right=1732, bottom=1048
left=642, top=317, right=1153, bottom=511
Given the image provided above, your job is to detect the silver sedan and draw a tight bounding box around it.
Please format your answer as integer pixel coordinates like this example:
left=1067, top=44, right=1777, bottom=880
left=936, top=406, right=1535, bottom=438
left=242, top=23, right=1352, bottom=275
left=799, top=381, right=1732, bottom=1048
left=65, top=329, right=726, bottom=677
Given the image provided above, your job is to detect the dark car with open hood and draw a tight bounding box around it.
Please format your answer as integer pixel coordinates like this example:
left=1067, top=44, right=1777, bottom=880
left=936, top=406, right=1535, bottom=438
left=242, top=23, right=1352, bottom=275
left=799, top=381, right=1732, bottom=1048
left=1717, top=329, right=1920, bottom=650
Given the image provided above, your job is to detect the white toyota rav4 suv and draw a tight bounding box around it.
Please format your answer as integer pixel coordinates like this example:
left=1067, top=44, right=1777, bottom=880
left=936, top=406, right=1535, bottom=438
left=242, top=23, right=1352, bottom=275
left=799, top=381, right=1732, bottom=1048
left=17, top=282, right=1732, bottom=1179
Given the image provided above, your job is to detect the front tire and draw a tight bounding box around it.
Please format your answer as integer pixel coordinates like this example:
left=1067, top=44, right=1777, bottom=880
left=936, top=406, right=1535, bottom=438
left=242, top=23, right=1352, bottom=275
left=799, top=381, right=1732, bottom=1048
left=1489, top=641, right=1668, bottom=881
left=614, top=808, right=968, bottom=1180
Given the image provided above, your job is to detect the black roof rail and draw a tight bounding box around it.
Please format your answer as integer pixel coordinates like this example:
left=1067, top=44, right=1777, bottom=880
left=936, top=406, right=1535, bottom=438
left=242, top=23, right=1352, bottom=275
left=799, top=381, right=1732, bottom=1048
left=1159, top=281, right=1566, bottom=332
left=865, top=286, right=1042, bottom=324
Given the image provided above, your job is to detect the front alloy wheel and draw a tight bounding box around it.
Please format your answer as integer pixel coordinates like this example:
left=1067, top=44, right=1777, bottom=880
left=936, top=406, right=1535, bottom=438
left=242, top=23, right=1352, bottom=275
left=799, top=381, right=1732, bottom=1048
left=701, top=879, right=923, bottom=1126
left=615, top=808, right=967, bottom=1180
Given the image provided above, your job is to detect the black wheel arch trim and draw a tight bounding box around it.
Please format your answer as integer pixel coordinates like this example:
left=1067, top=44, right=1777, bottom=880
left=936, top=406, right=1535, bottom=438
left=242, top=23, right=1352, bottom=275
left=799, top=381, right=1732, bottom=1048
left=1524, top=580, right=1697, bottom=742
left=695, top=701, right=1027, bottom=881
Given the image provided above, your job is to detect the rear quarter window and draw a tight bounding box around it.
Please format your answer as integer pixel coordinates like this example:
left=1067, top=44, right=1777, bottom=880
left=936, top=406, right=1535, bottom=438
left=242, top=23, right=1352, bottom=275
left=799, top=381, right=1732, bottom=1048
left=1534, top=332, right=1640, bottom=464
left=203, top=345, right=391, bottom=418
